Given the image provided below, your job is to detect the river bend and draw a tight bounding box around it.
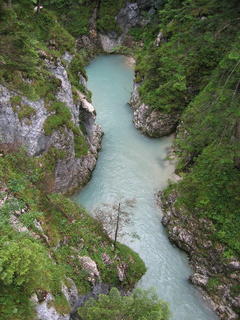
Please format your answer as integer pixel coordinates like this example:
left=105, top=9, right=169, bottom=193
left=73, top=55, right=217, bottom=320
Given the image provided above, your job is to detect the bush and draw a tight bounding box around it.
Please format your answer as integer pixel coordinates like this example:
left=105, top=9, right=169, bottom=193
left=78, top=287, right=170, bottom=320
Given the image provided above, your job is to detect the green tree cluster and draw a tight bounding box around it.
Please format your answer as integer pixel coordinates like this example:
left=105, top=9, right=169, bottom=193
left=78, top=287, right=170, bottom=320
left=135, top=0, right=240, bottom=113
left=134, top=0, right=240, bottom=259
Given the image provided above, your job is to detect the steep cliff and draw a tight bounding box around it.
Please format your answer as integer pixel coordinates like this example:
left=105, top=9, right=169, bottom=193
left=0, top=57, right=102, bottom=194
left=126, top=1, right=240, bottom=319
left=130, top=82, right=179, bottom=137
left=0, top=3, right=147, bottom=320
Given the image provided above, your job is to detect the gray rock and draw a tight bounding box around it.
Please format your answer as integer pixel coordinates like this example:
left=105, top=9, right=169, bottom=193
left=228, top=260, right=240, bottom=271
left=79, top=256, right=100, bottom=283
left=130, top=83, right=179, bottom=137
left=0, top=85, right=49, bottom=156
left=216, top=305, right=238, bottom=320
left=0, top=57, right=102, bottom=194
left=47, top=60, right=78, bottom=123
left=117, top=2, right=140, bottom=31
left=155, top=31, right=166, bottom=47
left=160, top=190, right=240, bottom=320
left=117, top=262, right=128, bottom=282
left=190, top=273, right=209, bottom=287
left=171, top=226, right=194, bottom=251
left=62, top=52, right=73, bottom=65
left=61, top=278, right=79, bottom=308
left=32, top=293, right=70, bottom=320
left=102, top=253, right=112, bottom=265
left=99, top=33, right=123, bottom=52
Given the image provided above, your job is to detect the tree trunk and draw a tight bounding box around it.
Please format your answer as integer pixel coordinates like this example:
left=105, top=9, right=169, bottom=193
left=36, top=0, right=41, bottom=14
left=114, top=203, right=121, bottom=250
left=234, top=119, right=240, bottom=169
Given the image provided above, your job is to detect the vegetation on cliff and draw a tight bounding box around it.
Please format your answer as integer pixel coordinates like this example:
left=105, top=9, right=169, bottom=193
left=0, top=1, right=147, bottom=319
left=128, top=1, right=240, bottom=316
left=78, top=287, right=170, bottom=320
left=130, top=0, right=240, bottom=258
left=130, top=1, right=240, bottom=315
left=0, top=149, right=146, bottom=320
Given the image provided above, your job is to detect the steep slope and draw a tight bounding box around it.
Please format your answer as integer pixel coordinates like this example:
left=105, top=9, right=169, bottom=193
left=0, top=2, right=146, bottom=320
left=124, top=0, right=240, bottom=319
left=0, top=3, right=102, bottom=193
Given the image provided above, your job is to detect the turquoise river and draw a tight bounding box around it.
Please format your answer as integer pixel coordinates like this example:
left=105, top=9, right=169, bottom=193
left=73, top=55, right=218, bottom=320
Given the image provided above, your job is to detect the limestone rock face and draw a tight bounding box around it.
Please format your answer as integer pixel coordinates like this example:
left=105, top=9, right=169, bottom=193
left=99, top=33, right=123, bottom=53
left=117, top=2, right=140, bottom=31
left=0, top=85, right=49, bottom=156
left=0, top=56, right=102, bottom=194
left=61, top=278, right=79, bottom=309
left=99, top=1, right=161, bottom=52
left=159, top=190, right=240, bottom=320
left=32, top=293, right=70, bottom=320
left=130, top=83, right=179, bottom=137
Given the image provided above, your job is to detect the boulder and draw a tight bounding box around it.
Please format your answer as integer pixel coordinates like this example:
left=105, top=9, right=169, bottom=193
left=130, top=83, right=178, bottom=137
left=117, top=262, right=128, bottom=282
left=32, top=293, right=70, bottom=320
left=190, top=273, right=209, bottom=287
left=79, top=256, right=100, bottom=283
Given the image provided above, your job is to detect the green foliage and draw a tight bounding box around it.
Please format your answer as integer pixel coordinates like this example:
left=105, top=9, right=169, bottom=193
left=0, top=238, right=52, bottom=287
left=0, top=150, right=146, bottom=319
left=78, top=287, right=170, bottom=320
left=50, top=0, right=95, bottom=37
left=68, top=53, right=92, bottom=98
left=0, top=4, right=74, bottom=100
left=74, top=133, right=88, bottom=158
left=207, top=277, right=220, bottom=293
left=135, top=0, right=240, bottom=113
left=97, top=0, right=125, bottom=34
left=44, top=101, right=72, bottom=135
left=173, top=35, right=240, bottom=256
left=17, top=104, right=36, bottom=121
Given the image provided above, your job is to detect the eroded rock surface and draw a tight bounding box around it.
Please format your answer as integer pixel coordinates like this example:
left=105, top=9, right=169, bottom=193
left=0, top=56, right=102, bottom=194
left=158, top=190, right=240, bottom=320
left=129, top=83, right=179, bottom=137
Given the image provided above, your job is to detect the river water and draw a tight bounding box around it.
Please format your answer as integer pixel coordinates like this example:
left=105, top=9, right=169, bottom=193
left=73, top=55, right=217, bottom=320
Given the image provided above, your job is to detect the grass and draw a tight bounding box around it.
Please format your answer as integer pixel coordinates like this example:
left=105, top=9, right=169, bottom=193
left=0, top=149, right=146, bottom=319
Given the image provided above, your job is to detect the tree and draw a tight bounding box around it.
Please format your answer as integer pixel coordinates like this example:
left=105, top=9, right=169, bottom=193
left=0, top=237, right=53, bottom=290
left=94, top=198, right=138, bottom=250
left=78, top=287, right=170, bottom=320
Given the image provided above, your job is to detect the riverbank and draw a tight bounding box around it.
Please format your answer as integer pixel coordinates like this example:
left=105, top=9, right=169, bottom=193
left=73, top=54, right=217, bottom=320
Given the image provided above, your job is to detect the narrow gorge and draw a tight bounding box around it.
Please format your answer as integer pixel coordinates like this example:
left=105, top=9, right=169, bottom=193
left=73, top=54, right=217, bottom=320
left=0, top=1, right=239, bottom=320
